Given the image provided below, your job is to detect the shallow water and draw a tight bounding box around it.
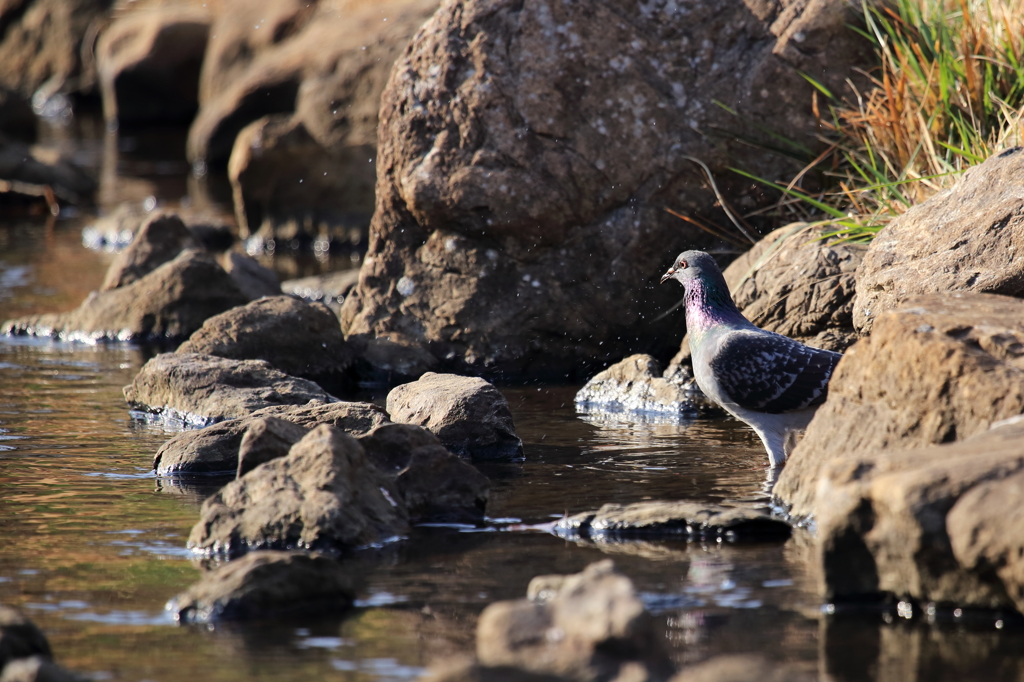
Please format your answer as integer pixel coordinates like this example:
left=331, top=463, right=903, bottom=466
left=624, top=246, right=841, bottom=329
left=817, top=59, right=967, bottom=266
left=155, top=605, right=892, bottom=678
left=1, top=171, right=1024, bottom=682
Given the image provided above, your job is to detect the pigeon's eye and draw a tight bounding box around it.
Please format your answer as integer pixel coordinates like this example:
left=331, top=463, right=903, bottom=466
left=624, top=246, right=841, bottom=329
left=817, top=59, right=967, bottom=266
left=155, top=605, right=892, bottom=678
left=679, top=260, right=688, bottom=269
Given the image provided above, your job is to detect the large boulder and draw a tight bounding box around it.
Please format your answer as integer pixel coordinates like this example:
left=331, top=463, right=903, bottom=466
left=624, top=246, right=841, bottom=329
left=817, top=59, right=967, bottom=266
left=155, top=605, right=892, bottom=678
left=96, top=5, right=210, bottom=125
left=340, top=0, right=874, bottom=380
left=853, top=147, right=1024, bottom=333
left=775, top=293, right=1024, bottom=520
left=167, top=550, right=356, bottom=623
left=386, top=372, right=523, bottom=460
left=188, top=424, right=410, bottom=556
left=153, top=400, right=390, bottom=476
left=2, top=250, right=248, bottom=342
left=235, top=416, right=311, bottom=478
left=124, top=352, right=333, bottom=427
left=814, top=418, right=1024, bottom=611
left=176, top=295, right=354, bottom=392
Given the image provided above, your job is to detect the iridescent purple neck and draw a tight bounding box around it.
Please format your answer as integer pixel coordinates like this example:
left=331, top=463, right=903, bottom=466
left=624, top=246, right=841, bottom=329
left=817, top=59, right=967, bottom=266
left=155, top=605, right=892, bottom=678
left=684, top=275, right=750, bottom=347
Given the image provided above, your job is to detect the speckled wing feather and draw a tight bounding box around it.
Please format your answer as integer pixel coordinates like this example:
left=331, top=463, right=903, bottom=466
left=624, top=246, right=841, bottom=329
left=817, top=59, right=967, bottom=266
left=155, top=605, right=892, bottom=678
left=708, top=330, right=841, bottom=414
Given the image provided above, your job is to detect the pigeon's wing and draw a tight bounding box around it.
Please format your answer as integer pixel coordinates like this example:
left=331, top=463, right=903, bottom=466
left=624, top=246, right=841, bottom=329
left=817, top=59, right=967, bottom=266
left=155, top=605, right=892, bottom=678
left=708, top=331, right=841, bottom=414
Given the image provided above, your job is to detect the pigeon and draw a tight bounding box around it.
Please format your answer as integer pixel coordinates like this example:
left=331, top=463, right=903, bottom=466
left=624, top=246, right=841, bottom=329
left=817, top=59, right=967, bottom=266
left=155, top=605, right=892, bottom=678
left=661, top=250, right=841, bottom=467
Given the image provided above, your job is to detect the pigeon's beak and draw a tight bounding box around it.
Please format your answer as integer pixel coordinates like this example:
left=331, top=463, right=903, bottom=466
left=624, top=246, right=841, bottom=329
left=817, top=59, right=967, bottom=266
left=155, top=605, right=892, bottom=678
left=660, top=268, right=675, bottom=284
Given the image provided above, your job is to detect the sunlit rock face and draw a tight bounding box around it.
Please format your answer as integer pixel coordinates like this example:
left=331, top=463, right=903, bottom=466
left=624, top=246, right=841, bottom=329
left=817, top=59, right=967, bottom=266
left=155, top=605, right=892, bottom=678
left=341, top=0, right=874, bottom=381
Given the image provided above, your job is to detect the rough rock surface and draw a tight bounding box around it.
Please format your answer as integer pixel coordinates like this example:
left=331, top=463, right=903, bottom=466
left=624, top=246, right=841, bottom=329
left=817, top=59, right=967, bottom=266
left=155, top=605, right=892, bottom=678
left=340, top=0, right=874, bottom=380
left=281, top=269, right=359, bottom=315
left=216, top=251, right=282, bottom=301
left=153, top=400, right=390, bottom=476
left=775, top=293, right=1024, bottom=520
left=188, top=424, right=409, bottom=556
left=124, top=353, right=332, bottom=427
left=0, top=607, right=50, bottom=671
left=168, top=550, right=355, bottom=623
left=386, top=372, right=523, bottom=460
left=2, top=250, right=248, bottom=342
left=100, top=213, right=196, bottom=290
left=854, top=147, right=1024, bottom=333
left=96, top=6, right=210, bottom=125
left=574, top=354, right=715, bottom=419
left=475, top=560, right=674, bottom=681
left=360, top=423, right=490, bottom=524
left=177, top=295, right=353, bottom=391
left=555, top=501, right=790, bottom=542
left=814, top=419, right=1024, bottom=611
left=236, top=416, right=310, bottom=478
left=228, top=115, right=375, bottom=243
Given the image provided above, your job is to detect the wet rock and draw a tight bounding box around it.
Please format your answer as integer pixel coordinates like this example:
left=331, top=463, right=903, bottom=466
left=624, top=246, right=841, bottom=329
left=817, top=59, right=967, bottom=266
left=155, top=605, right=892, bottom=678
left=475, top=560, right=674, bottom=681
left=2, top=250, right=248, bottom=342
left=188, top=424, right=409, bottom=557
left=0, top=135, right=96, bottom=204
left=814, top=418, right=1024, bottom=610
left=340, top=0, right=873, bottom=381
left=387, top=373, right=523, bottom=460
left=281, top=269, right=359, bottom=316
left=668, top=655, right=814, bottom=682
left=176, top=295, right=352, bottom=392
left=236, top=416, right=309, bottom=478
left=168, top=550, right=355, bottom=623
left=775, top=293, right=1024, bottom=520
left=216, top=251, right=281, bottom=301
left=0, top=0, right=110, bottom=98
left=668, top=224, right=864, bottom=371
left=153, top=400, right=390, bottom=476
left=555, top=501, right=790, bottom=543
left=0, top=606, right=50, bottom=671
left=574, top=354, right=714, bottom=420
left=96, top=6, right=210, bottom=125
left=124, top=352, right=332, bottom=427
left=360, top=423, right=490, bottom=525
left=100, top=213, right=196, bottom=290
left=228, top=114, right=374, bottom=244
left=0, top=657, right=84, bottom=682
left=854, top=147, right=1024, bottom=334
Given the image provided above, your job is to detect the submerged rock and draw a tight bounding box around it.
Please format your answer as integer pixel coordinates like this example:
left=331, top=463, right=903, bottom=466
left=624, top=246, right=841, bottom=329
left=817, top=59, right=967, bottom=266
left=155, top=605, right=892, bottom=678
left=168, top=550, right=355, bottom=623
left=153, top=400, right=389, bottom=477
left=775, top=293, right=1024, bottom=520
left=555, top=501, right=790, bottom=543
left=575, top=354, right=715, bottom=420
left=0, top=606, right=51, bottom=671
left=386, top=373, right=523, bottom=460
left=188, top=424, right=409, bottom=556
left=473, top=560, right=674, bottom=681
left=2, top=251, right=248, bottom=342
left=177, top=295, right=353, bottom=392
left=854, top=147, right=1024, bottom=333
left=124, top=353, right=332, bottom=427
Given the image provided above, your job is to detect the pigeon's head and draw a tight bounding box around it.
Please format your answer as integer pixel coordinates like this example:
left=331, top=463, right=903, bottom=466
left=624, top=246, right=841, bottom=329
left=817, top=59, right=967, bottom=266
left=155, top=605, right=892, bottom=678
left=660, top=250, right=722, bottom=287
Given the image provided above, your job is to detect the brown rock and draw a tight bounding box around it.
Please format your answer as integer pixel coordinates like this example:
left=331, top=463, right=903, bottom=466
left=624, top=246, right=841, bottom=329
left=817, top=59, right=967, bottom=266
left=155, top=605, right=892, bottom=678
left=0, top=606, right=50, bottom=672
left=386, top=372, right=523, bottom=460
left=775, top=293, right=1024, bottom=520
left=168, top=550, right=356, bottom=623
left=853, top=147, right=1024, bottom=333
left=476, top=560, right=674, bottom=681
left=124, top=352, right=333, bottom=427
left=281, top=269, right=359, bottom=315
left=100, top=213, right=196, bottom=290
left=574, top=354, right=715, bottom=419
left=96, top=6, right=210, bottom=125
left=556, top=501, right=791, bottom=542
left=360, top=423, right=490, bottom=525
left=236, top=416, right=309, bottom=478
left=177, top=295, right=352, bottom=390
left=2, top=250, right=249, bottom=342
left=947, top=465, right=1024, bottom=614
left=153, top=400, right=390, bottom=476
left=814, top=419, right=1024, bottom=609
left=216, top=251, right=282, bottom=301
left=340, top=0, right=873, bottom=380
left=188, top=424, right=409, bottom=557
